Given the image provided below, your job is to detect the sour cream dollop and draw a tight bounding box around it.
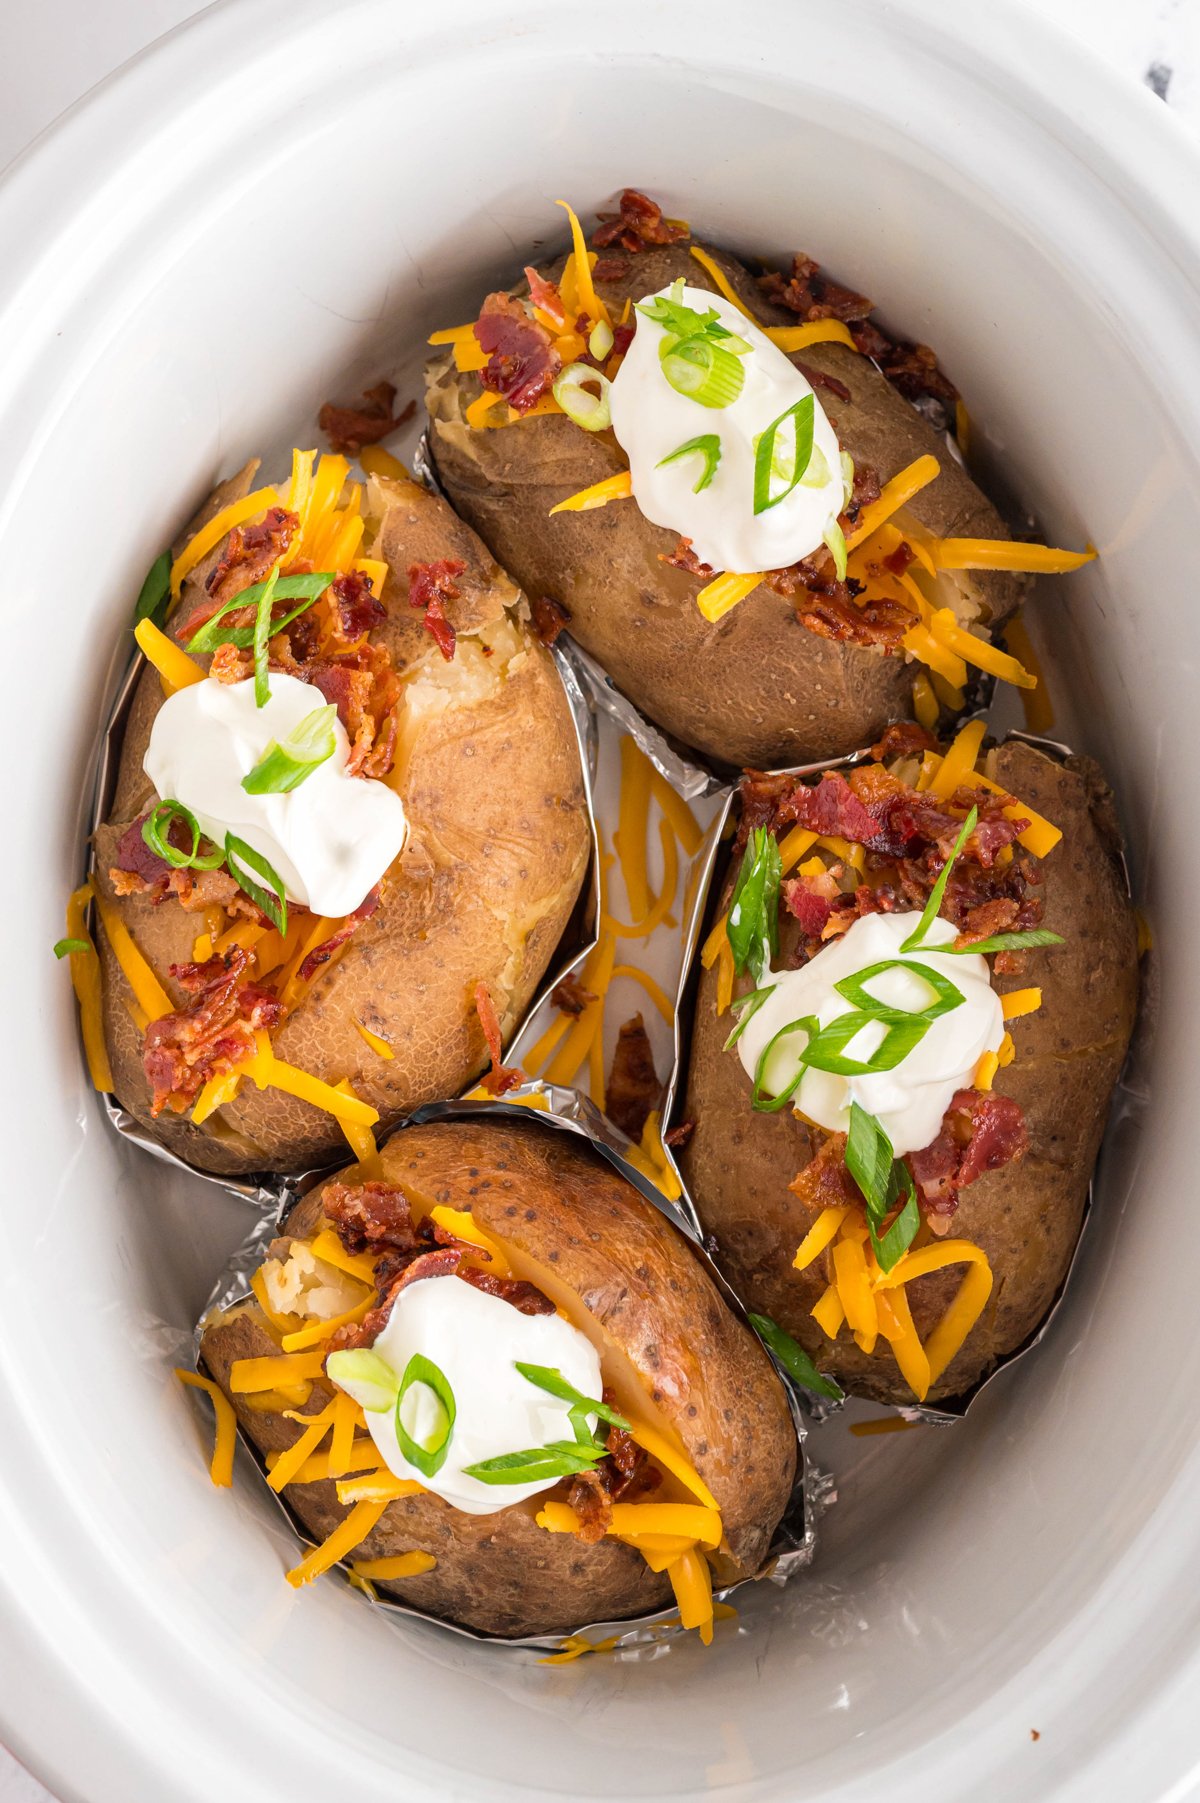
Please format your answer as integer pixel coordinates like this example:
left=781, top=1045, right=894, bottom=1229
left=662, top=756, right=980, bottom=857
left=737, top=911, right=1004, bottom=1157
left=608, top=283, right=846, bottom=574
left=143, top=673, right=408, bottom=917
left=358, top=1275, right=603, bottom=1515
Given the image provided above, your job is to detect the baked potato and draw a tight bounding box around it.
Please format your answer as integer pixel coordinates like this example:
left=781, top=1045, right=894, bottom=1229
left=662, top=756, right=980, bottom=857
left=678, top=720, right=1138, bottom=1404
left=423, top=191, right=1087, bottom=769
left=86, top=456, right=589, bottom=1175
left=198, top=1114, right=799, bottom=1639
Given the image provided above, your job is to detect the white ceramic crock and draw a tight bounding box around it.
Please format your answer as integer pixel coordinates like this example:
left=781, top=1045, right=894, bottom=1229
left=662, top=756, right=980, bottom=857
left=1, top=1, right=1196, bottom=1798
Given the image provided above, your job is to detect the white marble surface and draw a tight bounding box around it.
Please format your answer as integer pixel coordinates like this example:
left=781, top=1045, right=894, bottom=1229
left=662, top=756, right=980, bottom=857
left=0, top=0, right=1197, bottom=1798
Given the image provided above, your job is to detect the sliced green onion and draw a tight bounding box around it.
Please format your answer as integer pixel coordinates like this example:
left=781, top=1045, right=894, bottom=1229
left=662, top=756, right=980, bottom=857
left=552, top=363, right=612, bottom=432
left=588, top=319, right=614, bottom=360
left=946, top=929, right=1065, bottom=956
left=800, top=445, right=832, bottom=490
left=395, top=1353, right=457, bottom=1478
left=141, top=800, right=226, bottom=872
left=133, top=550, right=172, bottom=628
left=326, top=1348, right=400, bottom=1414
left=792, top=1006, right=934, bottom=1077
left=223, top=832, right=288, bottom=935
left=751, top=1015, right=819, bottom=1112
left=747, top=1312, right=843, bottom=1402
left=636, top=282, right=728, bottom=341
left=657, top=433, right=722, bottom=493
left=722, top=983, right=774, bottom=1051
left=901, top=806, right=978, bottom=951
left=462, top=1439, right=609, bottom=1486
left=840, top=451, right=856, bottom=507
left=514, top=1362, right=630, bottom=1431
left=823, top=518, right=848, bottom=581
left=54, top=938, right=90, bottom=959
left=870, top=1168, right=920, bottom=1272
left=242, top=704, right=338, bottom=796
left=753, top=395, right=815, bottom=514
left=253, top=564, right=281, bottom=708
left=660, top=336, right=746, bottom=409
left=727, top=827, right=782, bottom=985
left=845, top=1104, right=920, bottom=1273
left=185, top=572, right=337, bottom=653
left=835, top=958, right=964, bottom=1021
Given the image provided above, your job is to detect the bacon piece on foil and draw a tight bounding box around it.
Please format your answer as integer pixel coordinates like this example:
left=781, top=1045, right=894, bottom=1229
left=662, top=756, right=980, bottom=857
left=605, top=1013, right=661, bottom=1143
left=473, top=981, right=524, bottom=1096
left=318, top=381, right=415, bottom=456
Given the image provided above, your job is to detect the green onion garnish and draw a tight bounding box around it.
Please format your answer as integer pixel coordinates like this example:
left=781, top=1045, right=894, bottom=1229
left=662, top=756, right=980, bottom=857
left=747, top=1312, right=843, bottom=1401
left=552, top=363, right=613, bottom=432
left=53, top=938, right=89, bottom=960
left=635, top=282, right=742, bottom=344
left=823, top=518, right=848, bottom=581
left=184, top=572, right=336, bottom=654
left=845, top=1103, right=920, bottom=1272
left=727, top=827, right=782, bottom=985
left=750, top=1014, right=820, bottom=1112
left=133, top=550, right=172, bottom=629
left=657, top=433, right=722, bottom=493
left=722, top=983, right=774, bottom=1051
left=514, top=1362, right=630, bottom=1432
left=462, top=1439, right=610, bottom=1486
left=141, top=800, right=226, bottom=872
left=835, top=958, right=964, bottom=1021
left=660, top=336, right=746, bottom=409
left=946, top=929, right=1065, bottom=956
left=588, top=319, right=614, bottom=360
left=223, top=832, right=288, bottom=935
left=242, top=704, right=338, bottom=796
left=901, top=806, right=979, bottom=952
left=325, top=1348, right=400, bottom=1414
left=252, top=565, right=281, bottom=708
left=395, top=1353, right=457, bottom=1478
left=753, top=396, right=815, bottom=515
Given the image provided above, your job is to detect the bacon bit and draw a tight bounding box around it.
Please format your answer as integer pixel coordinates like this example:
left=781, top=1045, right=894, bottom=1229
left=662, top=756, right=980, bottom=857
left=789, top=1136, right=860, bottom=1214
left=906, top=1089, right=1027, bottom=1216
left=530, top=594, right=570, bottom=647
left=524, top=266, right=566, bottom=329
left=870, top=722, right=939, bottom=763
left=566, top=1473, right=613, bottom=1543
left=611, top=320, right=635, bottom=359
left=606, top=1013, right=661, bottom=1142
left=324, top=1181, right=420, bottom=1252
left=794, top=359, right=851, bottom=403
left=305, top=640, right=402, bottom=778
left=789, top=772, right=880, bottom=842
left=551, top=974, right=597, bottom=1017
left=142, top=948, right=283, bottom=1114
left=473, top=981, right=524, bottom=1096
left=209, top=643, right=245, bottom=684
left=111, top=815, right=245, bottom=913
left=458, top=1268, right=556, bottom=1316
left=660, top=536, right=715, bottom=580
left=782, top=881, right=832, bottom=940
left=591, top=255, right=630, bottom=284
left=759, top=253, right=873, bottom=324
left=295, top=886, right=380, bottom=984
left=408, top=557, right=463, bottom=662
left=329, top=569, right=384, bottom=644
left=852, top=321, right=959, bottom=409
left=954, top=898, right=1020, bottom=948
left=796, top=590, right=913, bottom=649
left=663, top=1119, right=695, bottom=1150
left=174, top=506, right=300, bottom=640
left=993, top=950, right=1027, bottom=976
left=318, top=381, right=415, bottom=456
left=473, top=292, right=562, bottom=414
left=592, top=189, right=689, bottom=254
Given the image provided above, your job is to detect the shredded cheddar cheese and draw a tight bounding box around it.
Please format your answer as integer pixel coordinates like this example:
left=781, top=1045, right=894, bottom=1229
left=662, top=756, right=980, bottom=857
left=354, top=1019, right=395, bottom=1060
left=175, top=1369, right=237, bottom=1487
left=90, top=888, right=173, bottom=1021
left=351, top=1552, right=437, bottom=1581
left=765, top=319, right=858, bottom=353
left=687, top=246, right=755, bottom=320
left=1001, top=988, right=1041, bottom=1019
left=845, top=455, right=940, bottom=551
left=285, top=1498, right=389, bottom=1587
left=929, top=539, right=1096, bottom=574
left=549, top=470, right=633, bottom=514
left=133, top=618, right=206, bottom=695
left=170, top=484, right=278, bottom=596
left=63, top=883, right=114, bottom=1091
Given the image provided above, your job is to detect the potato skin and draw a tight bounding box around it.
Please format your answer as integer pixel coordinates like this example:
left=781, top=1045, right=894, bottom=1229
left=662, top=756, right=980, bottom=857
left=679, top=743, right=1138, bottom=1404
left=427, top=240, right=1022, bottom=767
left=200, top=1118, right=798, bottom=1637
left=94, top=478, right=590, bottom=1175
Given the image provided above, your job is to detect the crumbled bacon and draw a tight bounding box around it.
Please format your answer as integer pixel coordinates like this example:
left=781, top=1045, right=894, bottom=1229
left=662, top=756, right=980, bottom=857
left=474, top=981, right=524, bottom=1096
left=788, top=1136, right=860, bottom=1214
left=566, top=1473, right=613, bottom=1542
left=318, top=381, right=415, bottom=456
left=611, top=320, right=635, bottom=359
left=530, top=594, right=570, bottom=647
left=660, top=536, right=715, bottom=580
left=304, top=640, right=402, bottom=777
left=324, top=1181, right=421, bottom=1252
left=591, top=255, right=630, bottom=284
left=795, top=590, right=913, bottom=649
left=174, top=507, right=299, bottom=640
left=329, top=569, right=385, bottom=644
left=142, top=948, right=283, bottom=1114
left=473, top=292, right=561, bottom=414
left=606, top=1013, right=661, bottom=1142
left=793, top=359, right=851, bottom=402
left=871, top=722, right=939, bottom=763
left=906, top=1089, right=1027, bottom=1217
left=782, top=881, right=832, bottom=940
left=524, top=266, right=566, bottom=329
left=664, top=1119, right=694, bottom=1150
left=296, top=886, right=380, bottom=983
left=408, top=557, right=463, bottom=662
left=759, top=253, right=874, bottom=324
left=592, top=189, right=689, bottom=253
left=551, top=973, right=596, bottom=1016
left=457, top=1268, right=556, bottom=1315
left=851, top=320, right=960, bottom=409
left=788, top=772, right=880, bottom=842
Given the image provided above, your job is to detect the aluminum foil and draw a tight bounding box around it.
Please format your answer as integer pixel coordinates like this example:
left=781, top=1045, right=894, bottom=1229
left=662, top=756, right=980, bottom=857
left=193, top=1093, right=826, bottom=1653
